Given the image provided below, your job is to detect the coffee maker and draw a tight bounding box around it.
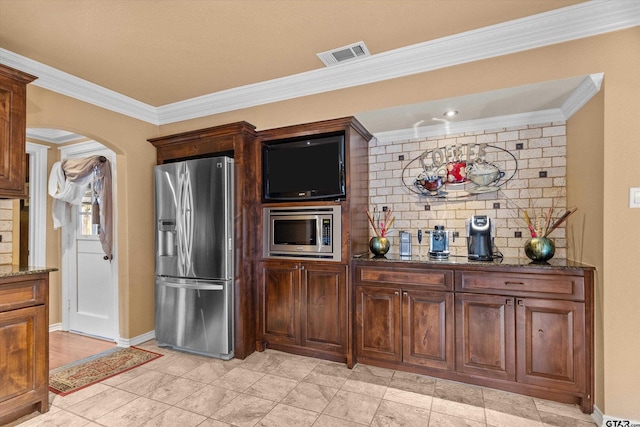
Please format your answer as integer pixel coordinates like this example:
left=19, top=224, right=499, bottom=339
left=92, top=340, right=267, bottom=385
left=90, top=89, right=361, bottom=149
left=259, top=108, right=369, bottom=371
left=429, top=225, right=450, bottom=259
left=467, top=215, right=493, bottom=261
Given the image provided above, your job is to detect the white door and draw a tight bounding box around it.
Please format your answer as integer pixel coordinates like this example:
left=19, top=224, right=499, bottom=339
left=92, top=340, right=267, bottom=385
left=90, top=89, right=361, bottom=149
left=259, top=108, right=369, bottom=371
left=60, top=141, right=118, bottom=342
left=68, top=185, right=115, bottom=339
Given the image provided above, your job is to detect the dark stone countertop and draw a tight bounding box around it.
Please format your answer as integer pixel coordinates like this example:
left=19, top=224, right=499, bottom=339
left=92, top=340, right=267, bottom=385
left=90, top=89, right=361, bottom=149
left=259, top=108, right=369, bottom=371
left=0, top=265, right=58, bottom=279
left=353, top=253, right=595, bottom=271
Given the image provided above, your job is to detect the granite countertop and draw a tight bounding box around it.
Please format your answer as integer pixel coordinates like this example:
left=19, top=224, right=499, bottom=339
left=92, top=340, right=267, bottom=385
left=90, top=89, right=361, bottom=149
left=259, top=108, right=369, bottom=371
left=0, top=265, right=58, bottom=278
left=353, top=253, right=595, bottom=270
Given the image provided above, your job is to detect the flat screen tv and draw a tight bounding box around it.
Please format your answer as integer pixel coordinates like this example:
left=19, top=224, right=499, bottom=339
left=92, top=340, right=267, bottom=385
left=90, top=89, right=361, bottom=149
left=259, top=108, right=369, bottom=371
left=263, top=134, right=346, bottom=201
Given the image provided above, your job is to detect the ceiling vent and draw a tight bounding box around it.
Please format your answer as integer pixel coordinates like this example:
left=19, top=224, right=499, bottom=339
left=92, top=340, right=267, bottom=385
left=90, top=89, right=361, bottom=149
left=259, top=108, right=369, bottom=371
left=317, top=41, right=371, bottom=66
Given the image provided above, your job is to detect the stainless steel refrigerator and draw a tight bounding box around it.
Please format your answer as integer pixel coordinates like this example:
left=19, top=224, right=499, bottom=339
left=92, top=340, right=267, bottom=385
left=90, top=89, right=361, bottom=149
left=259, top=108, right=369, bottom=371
left=154, top=156, right=234, bottom=359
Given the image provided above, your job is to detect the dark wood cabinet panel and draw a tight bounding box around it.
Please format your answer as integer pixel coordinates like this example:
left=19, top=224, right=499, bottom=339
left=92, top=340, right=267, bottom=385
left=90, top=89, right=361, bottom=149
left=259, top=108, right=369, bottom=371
left=261, top=264, right=297, bottom=344
left=455, top=293, right=516, bottom=381
left=456, top=270, right=584, bottom=300
left=301, top=264, right=347, bottom=353
left=0, top=306, right=41, bottom=399
left=0, top=273, right=49, bottom=425
left=355, top=286, right=402, bottom=362
left=356, top=266, right=453, bottom=291
left=403, top=290, right=454, bottom=370
left=0, top=65, right=37, bottom=198
left=516, top=298, right=585, bottom=392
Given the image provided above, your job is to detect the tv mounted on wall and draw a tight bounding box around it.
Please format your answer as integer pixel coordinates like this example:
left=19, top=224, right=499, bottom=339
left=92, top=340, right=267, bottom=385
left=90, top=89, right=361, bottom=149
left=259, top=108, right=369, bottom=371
left=262, top=134, right=346, bottom=201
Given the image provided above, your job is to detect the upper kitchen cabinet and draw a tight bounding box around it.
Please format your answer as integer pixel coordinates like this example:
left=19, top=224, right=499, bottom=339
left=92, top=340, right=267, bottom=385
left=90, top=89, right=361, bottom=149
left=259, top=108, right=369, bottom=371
left=0, top=64, right=37, bottom=199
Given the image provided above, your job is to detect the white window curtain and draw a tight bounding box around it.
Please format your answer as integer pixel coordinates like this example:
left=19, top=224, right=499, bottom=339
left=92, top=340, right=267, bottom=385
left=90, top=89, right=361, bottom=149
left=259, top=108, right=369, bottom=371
left=48, top=155, right=113, bottom=260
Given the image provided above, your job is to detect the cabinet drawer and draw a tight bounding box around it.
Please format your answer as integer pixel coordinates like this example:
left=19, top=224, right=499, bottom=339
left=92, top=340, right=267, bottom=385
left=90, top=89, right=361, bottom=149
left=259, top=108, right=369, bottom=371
left=0, top=276, right=47, bottom=312
left=455, top=271, right=584, bottom=300
left=356, top=266, right=453, bottom=291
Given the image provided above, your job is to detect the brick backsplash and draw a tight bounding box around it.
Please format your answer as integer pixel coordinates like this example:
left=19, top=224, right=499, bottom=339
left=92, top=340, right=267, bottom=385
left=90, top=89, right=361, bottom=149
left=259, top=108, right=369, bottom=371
left=0, top=199, right=14, bottom=264
left=367, top=122, right=567, bottom=259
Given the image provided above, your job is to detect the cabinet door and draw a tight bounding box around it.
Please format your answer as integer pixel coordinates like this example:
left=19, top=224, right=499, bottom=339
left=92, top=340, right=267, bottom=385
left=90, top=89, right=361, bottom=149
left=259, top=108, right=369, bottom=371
left=259, top=261, right=299, bottom=345
left=0, top=305, right=47, bottom=412
left=455, top=293, right=515, bottom=381
left=403, top=290, right=454, bottom=370
left=300, top=264, right=347, bottom=354
left=355, top=286, right=402, bottom=362
left=0, top=71, right=30, bottom=198
left=516, top=298, right=585, bottom=392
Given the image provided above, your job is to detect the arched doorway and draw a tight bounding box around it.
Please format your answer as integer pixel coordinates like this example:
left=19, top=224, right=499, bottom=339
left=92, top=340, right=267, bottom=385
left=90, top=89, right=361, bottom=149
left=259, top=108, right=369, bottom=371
left=27, top=129, right=119, bottom=342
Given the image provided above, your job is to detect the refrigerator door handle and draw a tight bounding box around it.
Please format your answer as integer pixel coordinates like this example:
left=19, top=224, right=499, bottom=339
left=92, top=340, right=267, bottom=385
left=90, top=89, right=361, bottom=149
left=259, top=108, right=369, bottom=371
left=157, top=276, right=225, bottom=291
left=176, top=165, right=195, bottom=276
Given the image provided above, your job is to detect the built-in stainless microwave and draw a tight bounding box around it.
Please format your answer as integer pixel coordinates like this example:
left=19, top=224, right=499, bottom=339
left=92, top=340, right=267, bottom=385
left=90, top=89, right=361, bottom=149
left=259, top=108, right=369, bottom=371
left=263, top=205, right=341, bottom=261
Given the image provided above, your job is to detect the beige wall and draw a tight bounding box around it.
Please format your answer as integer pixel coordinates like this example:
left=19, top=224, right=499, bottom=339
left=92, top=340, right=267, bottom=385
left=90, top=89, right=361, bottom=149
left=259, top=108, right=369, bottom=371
left=566, top=88, right=604, bottom=414
left=26, top=85, right=159, bottom=338
left=26, top=27, right=640, bottom=419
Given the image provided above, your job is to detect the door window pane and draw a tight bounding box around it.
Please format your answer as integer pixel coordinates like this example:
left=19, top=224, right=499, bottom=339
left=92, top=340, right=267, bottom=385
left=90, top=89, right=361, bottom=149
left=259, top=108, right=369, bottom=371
left=79, top=185, right=100, bottom=237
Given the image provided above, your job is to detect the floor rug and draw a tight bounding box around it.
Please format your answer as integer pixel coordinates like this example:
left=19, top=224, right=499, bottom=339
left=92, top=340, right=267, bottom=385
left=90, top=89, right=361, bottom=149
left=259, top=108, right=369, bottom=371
left=49, top=346, right=163, bottom=396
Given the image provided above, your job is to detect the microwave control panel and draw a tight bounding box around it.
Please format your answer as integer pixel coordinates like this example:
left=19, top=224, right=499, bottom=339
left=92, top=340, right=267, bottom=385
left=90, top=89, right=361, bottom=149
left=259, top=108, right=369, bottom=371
left=322, top=219, right=331, bottom=246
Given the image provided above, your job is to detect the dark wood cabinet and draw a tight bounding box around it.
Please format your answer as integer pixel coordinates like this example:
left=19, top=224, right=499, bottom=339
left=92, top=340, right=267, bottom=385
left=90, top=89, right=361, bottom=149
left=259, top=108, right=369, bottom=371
left=256, top=117, right=372, bottom=366
left=354, top=264, right=455, bottom=371
left=353, top=259, right=594, bottom=414
left=403, top=289, right=454, bottom=370
left=0, top=273, right=49, bottom=425
left=516, top=297, right=585, bottom=393
left=301, top=264, right=348, bottom=354
left=455, top=293, right=515, bottom=381
left=148, top=122, right=259, bottom=360
left=355, top=286, right=402, bottom=362
left=0, top=64, right=37, bottom=199
left=261, top=261, right=298, bottom=345
left=258, top=260, right=348, bottom=362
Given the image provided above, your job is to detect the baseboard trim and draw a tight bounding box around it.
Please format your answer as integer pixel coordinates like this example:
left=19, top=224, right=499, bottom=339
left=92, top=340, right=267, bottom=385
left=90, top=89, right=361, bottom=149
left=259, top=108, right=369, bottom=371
left=116, top=330, right=155, bottom=347
left=594, top=405, right=640, bottom=427
left=49, top=323, right=62, bottom=333
left=593, top=405, right=604, bottom=426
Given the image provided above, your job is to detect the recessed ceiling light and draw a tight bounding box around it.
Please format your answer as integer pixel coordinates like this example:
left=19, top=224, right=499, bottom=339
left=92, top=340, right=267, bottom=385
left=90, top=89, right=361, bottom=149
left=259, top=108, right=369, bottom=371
left=444, top=110, right=458, bottom=117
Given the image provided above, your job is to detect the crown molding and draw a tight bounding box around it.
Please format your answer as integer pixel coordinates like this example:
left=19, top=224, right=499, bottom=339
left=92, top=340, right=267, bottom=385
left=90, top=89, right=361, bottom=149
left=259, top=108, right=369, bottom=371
left=371, top=72, right=603, bottom=143
left=0, top=48, right=159, bottom=124
left=159, top=1, right=638, bottom=124
left=26, top=128, right=86, bottom=144
left=372, top=109, right=567, bottom=143
left=2, top=1, right=638, bottom=125
left=560, top=73, right=604, bottom=119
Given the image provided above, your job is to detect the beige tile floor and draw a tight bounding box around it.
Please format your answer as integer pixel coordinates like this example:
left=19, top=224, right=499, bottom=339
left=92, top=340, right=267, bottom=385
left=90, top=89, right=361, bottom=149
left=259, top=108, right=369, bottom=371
left=14, top=341, right=597, bottom=427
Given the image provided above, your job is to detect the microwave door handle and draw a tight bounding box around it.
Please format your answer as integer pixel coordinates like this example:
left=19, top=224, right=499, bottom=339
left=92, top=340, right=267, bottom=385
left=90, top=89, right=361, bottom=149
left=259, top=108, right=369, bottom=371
left=316, top=215, right=322, bottom=250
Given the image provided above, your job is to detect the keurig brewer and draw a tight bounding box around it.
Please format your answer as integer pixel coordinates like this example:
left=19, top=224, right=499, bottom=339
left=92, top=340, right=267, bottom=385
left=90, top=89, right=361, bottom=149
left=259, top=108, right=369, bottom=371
left=467, top=215, right=493, bottom=261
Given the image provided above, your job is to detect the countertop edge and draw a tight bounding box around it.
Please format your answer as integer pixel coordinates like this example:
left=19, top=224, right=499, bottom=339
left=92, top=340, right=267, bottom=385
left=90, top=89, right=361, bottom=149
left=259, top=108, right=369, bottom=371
left=352, top=255, right=595, bottom=271
left=0, top=266, right=59, bottom=278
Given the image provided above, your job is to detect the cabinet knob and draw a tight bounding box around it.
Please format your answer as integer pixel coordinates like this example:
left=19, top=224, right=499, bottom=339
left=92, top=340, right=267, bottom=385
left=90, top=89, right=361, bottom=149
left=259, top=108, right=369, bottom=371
left=294, top=265, right=298, bottom=269
left=517, top=299, right=524, bottom=306
left=403, top=292, right=408, bottom=297
left=394, top=291, right=399, bottom=296
left=300, top=265, right=305, bottom=270
left=506, top=299, right=513, bottom=306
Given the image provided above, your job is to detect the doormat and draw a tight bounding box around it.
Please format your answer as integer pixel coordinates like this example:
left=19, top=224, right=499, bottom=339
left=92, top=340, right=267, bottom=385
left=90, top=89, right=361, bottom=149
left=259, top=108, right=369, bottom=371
left=49, top=346, right=163, bottom=396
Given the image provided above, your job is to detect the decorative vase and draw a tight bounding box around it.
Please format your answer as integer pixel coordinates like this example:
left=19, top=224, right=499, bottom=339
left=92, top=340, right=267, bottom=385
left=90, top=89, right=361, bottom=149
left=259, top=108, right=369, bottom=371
left=524, top=237, right=555, bottom=262
left=369, top=237, right=390, bottom=257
